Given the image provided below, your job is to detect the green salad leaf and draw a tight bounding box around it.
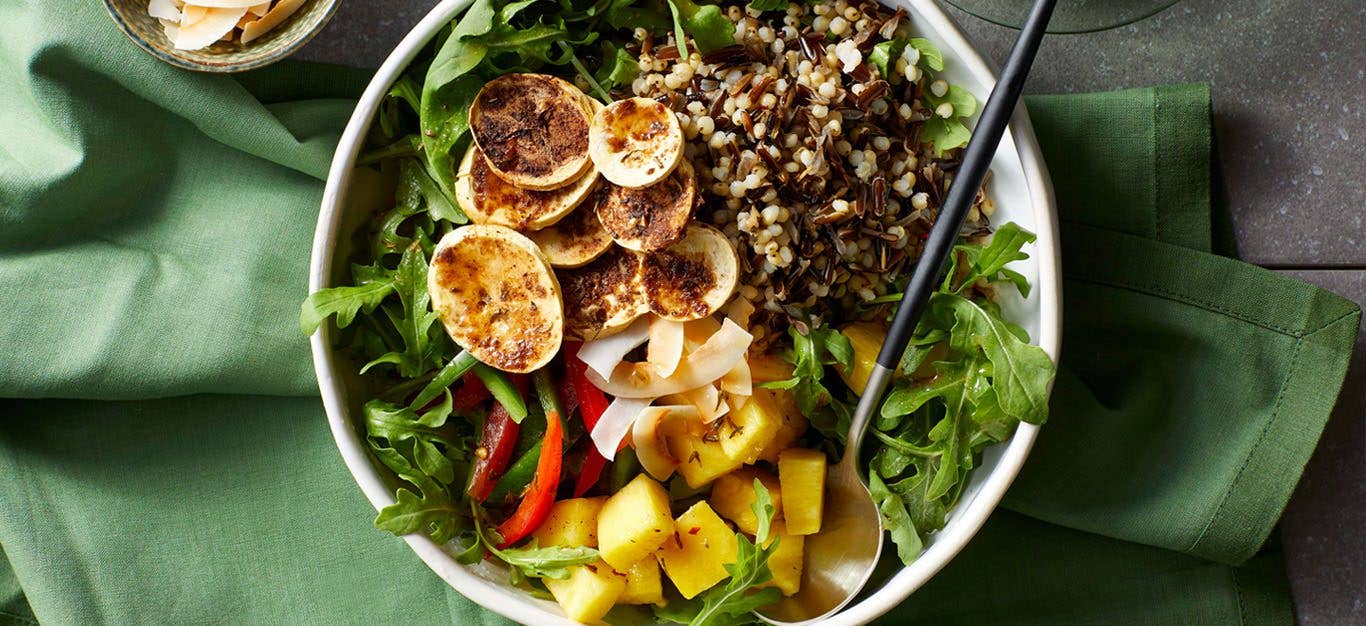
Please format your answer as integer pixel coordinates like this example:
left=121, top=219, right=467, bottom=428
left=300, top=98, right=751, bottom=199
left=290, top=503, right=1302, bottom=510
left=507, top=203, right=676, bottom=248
left=299, top=280, right=394, bottom=335
left=907, top=37, right=943, bottom=72
left=746, top=0, right=790, bottom=12
left=868, top=222, right=1055, bottom=565
left=667, top=0, right=736, bottom=53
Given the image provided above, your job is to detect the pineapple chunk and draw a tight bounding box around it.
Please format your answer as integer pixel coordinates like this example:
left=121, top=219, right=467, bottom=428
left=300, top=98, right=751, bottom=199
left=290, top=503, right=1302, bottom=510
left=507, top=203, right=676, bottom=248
left=755, top=388, right=808, bottom=463
left=667, top=419, right=742, bottom=489
left=778, top=448, right=827, bottom=535
left=710, top=468, right=783, bottom=535
left=837, top=322, right=887, bottom=394
left=532, top=497, right=605, bottom=548
left=759, top=521, right=805, bottom=596
left=748, top=352, right=794, bottom=382
left=544, top=561, right=627, bottom=623
left=718, top=392, right=782, bottom=465
left=597, top=475, right=673, bottom=571
left=657, top=502, right=738, bottom=599
left=617, top=555, right=665, bottom=605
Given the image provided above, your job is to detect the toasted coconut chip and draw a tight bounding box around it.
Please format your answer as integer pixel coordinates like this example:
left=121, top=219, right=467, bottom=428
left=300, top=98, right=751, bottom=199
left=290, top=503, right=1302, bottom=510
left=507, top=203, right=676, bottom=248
left=666, top=383, right=729, bottom=424
left=175, top=7, right=245, bottom=50
left=596, top=160, right=696, bottom=252
left=557, top=246, right=649, bottom=341
left=587, top=318, right=753, bottom=398
left=149, top=0, right=181, bottom=20
left=577, top=315, right=651, bottom=380
left=591, top=396, right=657, bottom=460
left=240, top=0, right=307, bottom=44
left=641, top=224, right=739, bottom=321
left=647, top=317, right=685, bottom=377
left=719, top=355, right=752, bottom=397
left=632, top=404, right=700, bottom=480
left=469, top=74, right=592, bottom=191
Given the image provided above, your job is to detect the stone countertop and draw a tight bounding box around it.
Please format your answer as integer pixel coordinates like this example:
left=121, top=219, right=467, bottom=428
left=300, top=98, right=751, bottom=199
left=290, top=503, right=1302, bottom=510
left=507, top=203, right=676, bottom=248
left=295, top=1, right=1365, bottom=622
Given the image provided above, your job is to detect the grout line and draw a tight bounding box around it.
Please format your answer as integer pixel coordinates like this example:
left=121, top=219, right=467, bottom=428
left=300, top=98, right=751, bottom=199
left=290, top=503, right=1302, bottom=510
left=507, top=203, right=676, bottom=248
left=1259, top=264, right=1366, bottom=272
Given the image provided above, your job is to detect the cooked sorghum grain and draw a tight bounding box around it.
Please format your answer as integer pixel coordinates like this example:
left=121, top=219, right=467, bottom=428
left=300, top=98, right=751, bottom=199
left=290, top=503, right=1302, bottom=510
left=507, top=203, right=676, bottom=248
left=592, top=0, right=995, bottom=342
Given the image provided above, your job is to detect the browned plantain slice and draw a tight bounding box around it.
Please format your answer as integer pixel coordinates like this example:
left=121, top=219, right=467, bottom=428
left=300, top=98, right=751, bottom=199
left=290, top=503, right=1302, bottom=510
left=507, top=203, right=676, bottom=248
left=588, top=97, right=684, bottom=188
left=557, top=246, right=650, bottom=340
left=641, top=224, right=739, bottom=321
left=428, top=225, right=564, bottom=373
left=595, top=160, right=696, bottom=252
left=468, top=73, right=592, bottom=191
left=456, top=144, right=599, bottom=230
left=526, top=188, right=615, bottom=268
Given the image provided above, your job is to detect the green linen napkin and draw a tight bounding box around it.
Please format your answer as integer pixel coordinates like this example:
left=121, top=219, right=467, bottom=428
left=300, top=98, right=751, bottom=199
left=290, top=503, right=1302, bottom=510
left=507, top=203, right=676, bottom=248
left=0, top=2, right=1357, bottom=625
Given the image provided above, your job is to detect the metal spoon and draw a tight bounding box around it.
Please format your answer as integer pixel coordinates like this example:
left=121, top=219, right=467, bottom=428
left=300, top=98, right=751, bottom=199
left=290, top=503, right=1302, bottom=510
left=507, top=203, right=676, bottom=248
left=758, top=1, right=1056, bottom=622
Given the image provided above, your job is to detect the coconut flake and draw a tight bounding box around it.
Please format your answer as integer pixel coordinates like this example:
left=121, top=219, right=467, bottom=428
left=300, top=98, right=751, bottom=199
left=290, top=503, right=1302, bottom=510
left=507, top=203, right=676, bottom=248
left=240, top=0, right=307, bottom=44
left=175, top=7, right=246, bottom=49
left=578, top=315, right=651, bottom=380
left=590, top=396, right=655, bottom=459
left=719, top=355, right=752, bottom=397
left=670, top=384, right=729, bottom=423
left=588, top=318, right=753, bottom=398
left=632, top=405, right=700, bottom=481
left=148, top=0, right=181, bottom=21
left=647, top=318, right=685, bottom=377
left=248, top=1, right=271, bottom=16
left=183, top=0, right=270, bottom=7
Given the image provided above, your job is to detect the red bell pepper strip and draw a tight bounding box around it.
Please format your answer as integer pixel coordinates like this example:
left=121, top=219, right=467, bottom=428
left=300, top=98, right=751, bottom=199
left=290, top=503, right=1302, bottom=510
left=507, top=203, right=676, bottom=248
left=451, top=374, right=491, bottom=412
left=567, top=346, right=616, bottom=496
left=496, top=370, right=564, bottom=548
left=466, top=374, right=528, bottom=503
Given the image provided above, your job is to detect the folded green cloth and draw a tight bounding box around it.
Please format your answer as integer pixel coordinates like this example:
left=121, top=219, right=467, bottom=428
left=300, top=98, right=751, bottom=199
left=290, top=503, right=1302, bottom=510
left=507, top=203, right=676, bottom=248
left=0, top=3, right=1357, bottom=625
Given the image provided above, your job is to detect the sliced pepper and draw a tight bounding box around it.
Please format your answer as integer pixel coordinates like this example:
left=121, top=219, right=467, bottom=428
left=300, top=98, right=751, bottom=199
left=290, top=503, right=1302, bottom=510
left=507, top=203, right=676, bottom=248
left=451, top=373, right=490, bottom=412
left=466, top=374, right=529, bottom=503
left=496, top=369, right=565, bottom=548
left=567, top=345, right=614, bottom=496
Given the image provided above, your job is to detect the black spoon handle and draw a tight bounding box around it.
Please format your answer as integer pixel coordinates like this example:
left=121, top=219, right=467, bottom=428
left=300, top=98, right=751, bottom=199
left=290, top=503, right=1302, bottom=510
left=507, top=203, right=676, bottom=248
left=875, top=0, right=1057, bottom=369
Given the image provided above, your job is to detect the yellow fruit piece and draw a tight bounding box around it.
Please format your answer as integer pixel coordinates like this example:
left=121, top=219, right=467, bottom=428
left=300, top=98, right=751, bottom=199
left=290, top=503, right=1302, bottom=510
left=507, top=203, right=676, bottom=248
left=617, top=555, right=665, bottom=606
left=667, top=420, right=742, bottom=489
left=718, top=392, right=782, bottom=465
left=658, top=502, right=738, bottom=599
left=710, top=468, right=783, bottom=535
left=597, top=475, right=673, bottom=571
left=532, top=497, right=606, bottom=548
left=778, top=448, right=827, bottom=535
left=760, top=521, right=805, bottom=596
left=837, top=322, right=888, bottom=394
left=544, top=561, right=627, bottom=624
left=755, top=388, right=808, bottom=463
left=748, top=352, right=794, bottom=382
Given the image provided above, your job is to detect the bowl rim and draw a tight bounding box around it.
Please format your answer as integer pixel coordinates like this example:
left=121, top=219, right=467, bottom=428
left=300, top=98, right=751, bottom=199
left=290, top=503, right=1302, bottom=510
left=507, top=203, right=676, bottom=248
left=100, top=0, right=341, bottom=73
left=308, top=0, right=1061, bottom=623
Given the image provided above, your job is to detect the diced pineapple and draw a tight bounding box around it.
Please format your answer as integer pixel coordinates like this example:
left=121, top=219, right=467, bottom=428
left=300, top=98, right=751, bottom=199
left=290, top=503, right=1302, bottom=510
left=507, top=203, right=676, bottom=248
left=710, top=468, right=783, bottom=535
left=717, top=392, right=782, bottom=465
left=778, top=448, right=827, bottom=535
left=759, top=521, right=805, bottom=596
left=748, top=352, right=794, bottom=382
left=657, top=502, right=738, bottom=599
left=544, top=561, right=627, bottom=623
left=666, top=419, right=742, bottom=489
left=532, top=497, right=606, bottom=548
left=617, top=555, right=664, bottom=606
left=755, top=388, right=808, bottom=463
left=837, top=322, right=888, bottom=394
left=597, top=475, right=673, bottom=570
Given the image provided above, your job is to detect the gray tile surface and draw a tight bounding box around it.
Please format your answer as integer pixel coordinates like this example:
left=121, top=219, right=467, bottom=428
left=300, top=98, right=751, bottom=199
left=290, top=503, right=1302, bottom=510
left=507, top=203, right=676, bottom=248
left=296, top=1, right=1365, bottom=623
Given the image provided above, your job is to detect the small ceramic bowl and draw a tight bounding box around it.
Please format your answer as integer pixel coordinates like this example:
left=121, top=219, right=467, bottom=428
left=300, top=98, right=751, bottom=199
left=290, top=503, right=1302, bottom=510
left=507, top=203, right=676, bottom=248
left=101, top=0, right=339, bottom=73
left=310, top=0, right=1061, bottom=623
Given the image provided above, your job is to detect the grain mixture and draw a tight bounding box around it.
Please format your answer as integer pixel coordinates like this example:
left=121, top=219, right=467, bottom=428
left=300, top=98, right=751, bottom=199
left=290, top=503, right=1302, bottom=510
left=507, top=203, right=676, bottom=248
left=597, top=0, right=995, bottom=342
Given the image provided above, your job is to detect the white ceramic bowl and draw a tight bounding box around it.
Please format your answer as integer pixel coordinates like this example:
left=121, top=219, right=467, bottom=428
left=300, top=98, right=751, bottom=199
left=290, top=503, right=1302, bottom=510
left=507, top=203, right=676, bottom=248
left=309, top=1, right=1060, bottom=623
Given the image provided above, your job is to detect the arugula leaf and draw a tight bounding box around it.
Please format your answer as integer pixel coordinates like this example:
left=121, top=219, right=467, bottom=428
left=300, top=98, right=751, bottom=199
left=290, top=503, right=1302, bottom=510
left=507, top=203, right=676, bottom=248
left=662, top=479, right=781, bottom=626
left=668, top=0, right=737, bottom=53
left=868, top=471, right=923, bottom=563
left=933, top=293, right=1053, bottom=424
left=375, top=486, right=464, bottom=544
left=371, top=242, right=444, bottom=378
left=494, top=542, right=602, bottom=580
left=925, top=83, right=977, bottom=118
left=949, top=222, right=1034, bottom=295
left=868, top=37, right=906, bottom=79
left=604, top=0, right=674, bottom=32
left=299, top=279, right=394, bottom=335
left=746, top=0, right=789, bottom=12
left=907, top=37, right=943, bottom=72
left=922, top=115, right=972, bottom=156
left=594, top=40, right=640, bottom=93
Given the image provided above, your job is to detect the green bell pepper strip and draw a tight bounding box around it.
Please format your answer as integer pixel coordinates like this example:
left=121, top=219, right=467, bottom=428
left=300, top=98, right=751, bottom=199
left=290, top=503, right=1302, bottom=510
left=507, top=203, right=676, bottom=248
left=609, top=447, right=640, bottom=493
left=474, top=363, right=528, bottom=422
left=410, top=351, right=478, bottom=409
